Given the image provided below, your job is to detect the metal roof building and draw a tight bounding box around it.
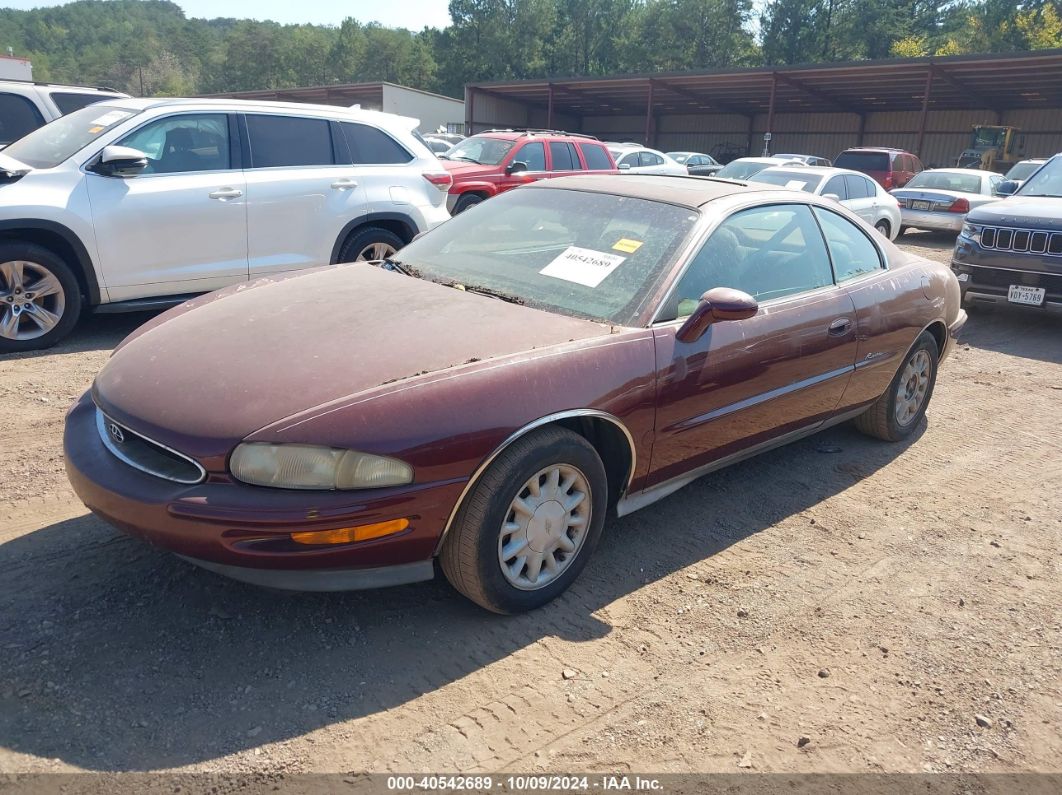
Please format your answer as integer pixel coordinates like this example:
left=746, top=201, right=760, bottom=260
left=464, top=50, right=1062, bottom=166
left=206, top=81, right=465, bottom=133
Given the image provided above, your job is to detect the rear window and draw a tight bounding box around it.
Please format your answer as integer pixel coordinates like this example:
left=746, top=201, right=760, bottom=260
left=1005, top=161, right=1043, bottom=182
left=906, top=171, right=981, bottom=193
left=246, top=114, right=334, bottom=168
left=340, top=122, right=412, bottom=164
left=0, top=92, right=44, bottom=145
left=835, top=151, right=890, bottom=172
left=50, top=92, right=116, bottom=115
left=581, top=143, right=612, bottom=170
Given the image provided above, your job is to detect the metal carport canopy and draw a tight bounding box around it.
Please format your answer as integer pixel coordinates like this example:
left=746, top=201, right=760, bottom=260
left=466, top=49, right=1062, bottom=134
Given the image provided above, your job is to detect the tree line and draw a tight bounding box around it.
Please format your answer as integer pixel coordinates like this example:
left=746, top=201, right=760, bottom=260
left=0, top=0, right=1059, bottom=99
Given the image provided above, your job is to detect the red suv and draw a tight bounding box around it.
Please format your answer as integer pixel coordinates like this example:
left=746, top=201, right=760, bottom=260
left=440, top=130, right=618, bottom=214
left=834, top=147, right=924, bottom=189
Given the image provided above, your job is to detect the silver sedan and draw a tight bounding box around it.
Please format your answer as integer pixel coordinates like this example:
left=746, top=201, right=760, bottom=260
left=890, top=168, right=1004, bottom=234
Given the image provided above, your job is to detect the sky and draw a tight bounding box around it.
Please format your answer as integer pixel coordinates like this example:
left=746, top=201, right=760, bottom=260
left=0, top=0, right=454, bottom=28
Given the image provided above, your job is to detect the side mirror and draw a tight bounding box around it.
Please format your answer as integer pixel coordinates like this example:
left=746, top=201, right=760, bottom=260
left=506, top=161, right=529, bottom=175
left=995, top=179, right=1019, bottom=196
left=91, top=145, right=148, bottom=178
left=618, top=162, right=631, bottom=171
left=823, top=192, right=841, bottom=202
left=676, top=287, right=758, bottom=343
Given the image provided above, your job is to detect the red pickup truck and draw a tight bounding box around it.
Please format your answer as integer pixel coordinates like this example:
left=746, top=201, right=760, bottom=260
left=439, top=129, right=618, bottom=214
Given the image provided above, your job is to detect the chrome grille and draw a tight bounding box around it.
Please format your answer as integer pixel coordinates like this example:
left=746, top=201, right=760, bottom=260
left=980, top=226, right=1062, bottom=257
left=96, top=409, right=206, bottom=484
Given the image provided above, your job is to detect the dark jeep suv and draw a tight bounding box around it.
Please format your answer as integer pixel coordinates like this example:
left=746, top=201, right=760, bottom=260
left=952, top=152, right=1062, bottom=311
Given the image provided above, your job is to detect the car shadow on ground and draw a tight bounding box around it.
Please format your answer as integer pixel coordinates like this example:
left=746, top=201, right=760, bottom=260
left=896, top=229, right=957, bottom=252
left=0, top=421, right=923, bottom=771
left=2, top=311, right=158, bottom=360
left=960, top=302, right=1062, bottom=365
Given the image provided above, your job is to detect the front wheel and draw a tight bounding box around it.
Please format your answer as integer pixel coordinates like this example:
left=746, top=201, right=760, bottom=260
left=874, top=219, right=891, bottom=237
left=854, top=331, right=939, bottom=441
left=337, top=227, right=405, bottom=263
left=439, top=427, right=608, bottom=613
left=453, top=193, right=485, bottom=215
left=0, top=243, right=82, bottom=353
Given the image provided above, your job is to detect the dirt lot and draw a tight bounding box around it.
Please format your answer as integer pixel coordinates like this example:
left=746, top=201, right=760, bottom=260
left=1, top=231, right=1059, bottom=778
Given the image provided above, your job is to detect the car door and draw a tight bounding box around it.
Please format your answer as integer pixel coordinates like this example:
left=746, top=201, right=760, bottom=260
left=243, top=113, right=368, bottom=277
left=821, top=174, right=848, bottom=204
left=843, top=173, right=876, bottom=222
left=649, top=203, right=858, bottom=485
left=617, top=150, right=641, bottom=173
left=547, top=141, right=584, bottom=179
left=641, top=151, right=669, bottom=174
left=85, top=112, right=248, bottom=300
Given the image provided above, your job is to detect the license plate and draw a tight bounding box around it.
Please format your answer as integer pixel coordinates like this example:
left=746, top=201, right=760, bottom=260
left=911, top=200, right=931, bottom=211
left=1008, top=285, right=1046, bottom=306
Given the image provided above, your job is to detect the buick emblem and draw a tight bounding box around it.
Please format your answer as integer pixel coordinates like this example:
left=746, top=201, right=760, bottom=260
left=107, top=422, right=125, bottom=444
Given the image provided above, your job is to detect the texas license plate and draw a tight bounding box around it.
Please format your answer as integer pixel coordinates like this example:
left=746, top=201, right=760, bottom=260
left=1008, top=285, right=1046, bottom=306
left=912, top=200, right=931, bottom=211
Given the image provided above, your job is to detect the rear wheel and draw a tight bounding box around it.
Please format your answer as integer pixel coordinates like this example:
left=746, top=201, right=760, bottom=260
left=855, top=331, right=939, bottom=441
left=453, top=193, right=485, bottom=215
left=337, top=227, right=405, bottom=263
left=439, top=427, right=607, bottom=613
left=0, top=243, right=82, bottom=353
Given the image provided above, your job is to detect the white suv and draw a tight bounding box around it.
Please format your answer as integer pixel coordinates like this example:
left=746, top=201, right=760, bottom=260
left=0, top=80, right=128, bottom=148
left=0, top=98, right=452, bottom=351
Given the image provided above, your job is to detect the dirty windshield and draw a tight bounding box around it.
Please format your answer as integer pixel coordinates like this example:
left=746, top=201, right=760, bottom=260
left=392, top=187, right=699, bottom=324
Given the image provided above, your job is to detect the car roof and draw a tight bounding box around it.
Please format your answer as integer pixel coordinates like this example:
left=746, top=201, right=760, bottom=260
left=0, top=79, right=125, bottom=94
left=757, top=165, right=868, bottom=179
left=915, top=168, right=990, bottom=177
left=840, top=147, right=908, bottom=154
left=730, top=156, right=802, bottom=165
left=527, top=173, right=775, bottom=208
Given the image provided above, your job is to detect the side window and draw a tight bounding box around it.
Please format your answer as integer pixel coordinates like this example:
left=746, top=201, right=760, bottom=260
left=844, top=174, right=870, bottom=199
left=0, top=92, right=45, bottom=145
left=910, top=155, right=923, bottom=172
left=862, top=176, right=877, bottom=196
left=581, top=143, right=612, bottom=170
left=566, top=142, right=585, bottom=170
left=549, top=141, right=576, bottom=171
left=641, top=151, right=664, bottom=167
left=988, top=174, right=1003, bottom=194
left=823, top=175, right=847, bottom=199
left=246, top=114, right=334, bottom=168
left=50, top=92, right=109, bottom=115
left=516, top=141, right=546, bottom=171
left=619, top=152, right=639, bottom=167
left=669, top=204, right=833, bottom=317
left=340, top=122, right=412, bottom=164
left=813, top=207, right=883, bottom=282
left=118, top=113, right=230, bottom=174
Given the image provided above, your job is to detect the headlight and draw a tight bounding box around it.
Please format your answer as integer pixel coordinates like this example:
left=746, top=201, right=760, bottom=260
left=230, top=443, right=413, bottom=490
left=960, top=222, right=981, bottom=243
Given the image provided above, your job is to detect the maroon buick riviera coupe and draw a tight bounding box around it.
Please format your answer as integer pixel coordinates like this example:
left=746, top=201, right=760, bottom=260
left=65, top=175, right=966, bottom=613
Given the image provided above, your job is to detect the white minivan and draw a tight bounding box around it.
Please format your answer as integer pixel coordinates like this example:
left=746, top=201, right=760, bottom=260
left=0, top=98, right=452, bottom=352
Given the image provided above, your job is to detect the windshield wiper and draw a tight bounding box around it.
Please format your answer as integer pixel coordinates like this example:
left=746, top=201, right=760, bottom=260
left=1021, top=193, right=1062, bottom=198
left=378, top=258, right=416, bottom=277
left=445, top=282, right=524, bottom=305
left=450, top=155, right=482, bottom=164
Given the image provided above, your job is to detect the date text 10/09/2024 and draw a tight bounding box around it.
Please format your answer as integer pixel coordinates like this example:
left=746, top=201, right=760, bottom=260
left=386, top=775, right=664, bottom=791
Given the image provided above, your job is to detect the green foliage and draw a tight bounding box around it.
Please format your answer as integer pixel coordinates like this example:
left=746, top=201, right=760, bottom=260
left=0, top=0, right=1057, bottom=98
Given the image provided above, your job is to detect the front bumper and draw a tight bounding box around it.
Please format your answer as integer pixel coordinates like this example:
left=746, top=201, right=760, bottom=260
left=943, top=309, right=967, bottom=361
left=900, top=208, right=964, bottom=233
left=63, top=395, right=465, bottom=591
left=950, top=259, right=1062, bottom=312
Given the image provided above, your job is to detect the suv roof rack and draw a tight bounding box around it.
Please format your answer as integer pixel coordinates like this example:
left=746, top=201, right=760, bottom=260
left=478, top=128, right=600, bottom=141
left=0, top=77, right=122, bottom=92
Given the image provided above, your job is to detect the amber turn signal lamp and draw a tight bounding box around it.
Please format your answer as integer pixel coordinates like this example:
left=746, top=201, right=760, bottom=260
left=291, top=518, right=409, bottom=546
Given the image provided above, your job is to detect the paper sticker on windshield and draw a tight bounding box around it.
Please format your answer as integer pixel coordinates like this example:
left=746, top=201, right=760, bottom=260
left=612, top=238, right=643, bottom=254
left=87, top=125, right=103, bottom=134
left=785, top=180, right=808, bottom=190
left=90, top=110, right=133, bottom=127
left=540, top=246, right=626, bottom=288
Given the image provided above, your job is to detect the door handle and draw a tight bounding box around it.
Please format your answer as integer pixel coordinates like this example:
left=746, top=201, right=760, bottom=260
left=208, top=187, right=243, bottom=200
left=828, top=317, right=853, bottom=336
left=331, top=179, right=359, bottom=190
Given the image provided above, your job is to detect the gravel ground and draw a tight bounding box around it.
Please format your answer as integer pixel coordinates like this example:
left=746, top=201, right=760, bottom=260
left=0, top=231, right=1059, bottom=778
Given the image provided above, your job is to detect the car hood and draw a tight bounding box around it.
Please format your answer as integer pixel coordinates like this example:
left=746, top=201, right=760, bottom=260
left=93, top=264, right=610, bottom=458
left=965, top=196, right=1062, bottom=229
left=439, top=160, right=498, bottom=177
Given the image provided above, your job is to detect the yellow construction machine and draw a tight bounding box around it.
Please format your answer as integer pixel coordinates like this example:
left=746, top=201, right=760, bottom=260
left=956, top=125, right=1026, bottom=172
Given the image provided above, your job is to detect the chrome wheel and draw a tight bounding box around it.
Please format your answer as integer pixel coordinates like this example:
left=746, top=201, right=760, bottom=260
left=0, top=260, right=66, bottom=341
left=895, top=349, right=932, bottom=426
left=875, top=220, right=890, bottom=236
left=498, top=464, right=592, bottom=591
left=355, top=241, right=398, bottom=261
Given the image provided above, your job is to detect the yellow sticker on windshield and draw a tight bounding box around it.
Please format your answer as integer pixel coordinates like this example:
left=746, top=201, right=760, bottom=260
left=613, top=238, right=643, bottom=253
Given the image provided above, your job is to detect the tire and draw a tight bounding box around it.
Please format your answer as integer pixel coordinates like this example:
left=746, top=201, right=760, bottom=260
left=453, top=193, right=485, bottom=215
left=855, top=331, right=939, bottom=442
left=440, top=427, right=608, bottom=614
left=897, top=226, right=908, bottom=237
left=337, top=227, right=405, bottom=263
left=0, top=242, right=82, bottom=353
left=874, top=219, right=891, bottom=237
